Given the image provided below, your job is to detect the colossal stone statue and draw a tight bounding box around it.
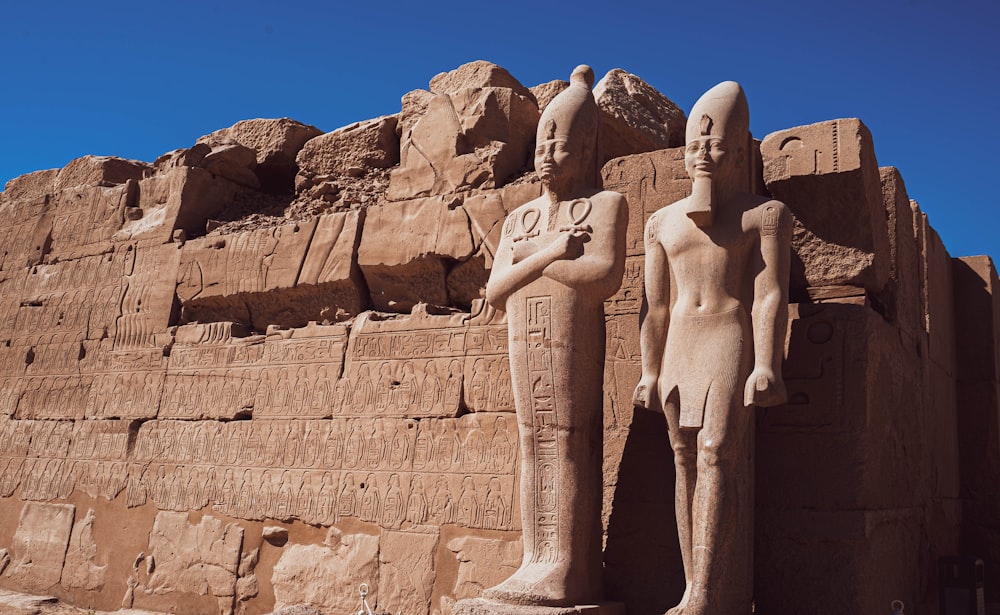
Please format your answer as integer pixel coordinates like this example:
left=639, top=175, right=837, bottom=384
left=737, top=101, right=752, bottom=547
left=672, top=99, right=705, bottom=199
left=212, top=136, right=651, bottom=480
left=632, top=81, right=791, bottom=615
left=462, top=65, right=627, bottom=610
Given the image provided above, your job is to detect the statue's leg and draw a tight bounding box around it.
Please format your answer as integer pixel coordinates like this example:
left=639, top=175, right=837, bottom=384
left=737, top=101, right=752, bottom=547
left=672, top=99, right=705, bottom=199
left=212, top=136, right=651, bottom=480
left=663, top=391, right=696, bottom=615
left=685, top=386, right=753, bottom=615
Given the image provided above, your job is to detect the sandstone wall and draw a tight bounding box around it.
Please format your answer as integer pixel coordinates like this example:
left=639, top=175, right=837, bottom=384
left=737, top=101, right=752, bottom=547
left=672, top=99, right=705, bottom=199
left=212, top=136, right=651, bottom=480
left=0, top=61, right=995, bottom=615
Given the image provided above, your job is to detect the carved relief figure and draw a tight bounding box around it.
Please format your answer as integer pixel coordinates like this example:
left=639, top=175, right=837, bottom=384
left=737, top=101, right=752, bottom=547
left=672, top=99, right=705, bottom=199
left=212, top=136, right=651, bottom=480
left=632, top=82, right=791, bottom=615
left=480, top=65, right=627, bottom=606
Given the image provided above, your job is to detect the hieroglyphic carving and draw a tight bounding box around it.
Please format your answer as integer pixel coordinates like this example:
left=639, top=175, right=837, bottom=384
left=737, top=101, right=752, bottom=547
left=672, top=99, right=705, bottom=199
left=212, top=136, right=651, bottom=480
left=344, top=311, right=512, bottom=416
left=161, top=322, right=347, bottom=419
left=115, top=243, right=181, bottom=350
left=124, top=414, right=517, bottom=530
left=83, top=347, right=166, bottom=419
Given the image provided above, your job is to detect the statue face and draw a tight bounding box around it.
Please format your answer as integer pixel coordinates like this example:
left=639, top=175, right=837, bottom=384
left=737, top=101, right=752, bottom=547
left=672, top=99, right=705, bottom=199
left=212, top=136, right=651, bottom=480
left=684, top=135, right=730, bottom=180
left=535, top=138, right=578, bottom=183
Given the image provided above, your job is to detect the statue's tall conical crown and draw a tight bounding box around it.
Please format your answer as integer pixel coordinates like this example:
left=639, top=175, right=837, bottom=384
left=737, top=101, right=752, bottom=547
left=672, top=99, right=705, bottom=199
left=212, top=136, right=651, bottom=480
left=537, top=65, right=599, bottom=152
left=686, top=81, right=749, bottom=145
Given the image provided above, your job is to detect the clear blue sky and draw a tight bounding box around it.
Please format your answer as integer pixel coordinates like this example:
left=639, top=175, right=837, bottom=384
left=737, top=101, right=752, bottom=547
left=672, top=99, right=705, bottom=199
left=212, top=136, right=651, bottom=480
left=2, top=0, right=997, bottom=259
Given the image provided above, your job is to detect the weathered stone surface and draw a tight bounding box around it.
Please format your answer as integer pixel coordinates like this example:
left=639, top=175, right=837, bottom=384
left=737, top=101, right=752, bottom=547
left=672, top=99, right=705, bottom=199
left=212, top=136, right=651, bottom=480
left=177, top=210, right=366, bottom=329
left=429, top=61, right=535, bottom=101
left=271, top=529, right=379, bottom=613
left=198, top=118, right=322, bottom=193
left=60, top=508, right=106, bottom=590
left=378, top=530, right=439, bottom=615
left=295, top=116, right=399, bottom=196
left=6, top=502, right=75, bottom=593
left=197, top=141, right=260, bottom=189
left=593, top=69, right=686, bottom=165
left=54, top=155, right=149, bottom=192
left=177, top=218, right=318, bottom=327
left=529, top=80, right=568, bottom=112
left=446, top=536, right=522, bottom=602
left=358, top=195, right=475, bottom=311
left=1, top=168, right=58, bottom=203
left=760, top=118, right=891, bottom=296
left=138, top=512, right=243, bottom=601
left=880, top=167, right=922, bottom=336
left=121, top=166, right=247, bottom=245
left=601, top=146, right=690, bottom=257
left=389, top=62, right=539, bottom=200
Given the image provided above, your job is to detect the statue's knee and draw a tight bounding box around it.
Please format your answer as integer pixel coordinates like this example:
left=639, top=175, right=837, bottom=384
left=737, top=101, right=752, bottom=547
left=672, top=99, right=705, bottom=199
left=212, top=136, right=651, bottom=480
left=696, top=437, right=729, bottom=469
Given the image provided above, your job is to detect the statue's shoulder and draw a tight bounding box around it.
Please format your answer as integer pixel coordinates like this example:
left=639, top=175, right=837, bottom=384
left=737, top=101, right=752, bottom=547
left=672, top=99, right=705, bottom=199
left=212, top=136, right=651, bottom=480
left=742, top=195, right=790, bottom=236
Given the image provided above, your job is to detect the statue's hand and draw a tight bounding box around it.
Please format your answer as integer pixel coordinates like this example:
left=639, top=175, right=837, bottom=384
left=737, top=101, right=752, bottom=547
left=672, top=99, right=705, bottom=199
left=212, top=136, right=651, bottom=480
left=546, top=228, right=589, bottom=261
left=743, top=367, right=787, bottom=407
left=633, top=376, right=657, bottom=411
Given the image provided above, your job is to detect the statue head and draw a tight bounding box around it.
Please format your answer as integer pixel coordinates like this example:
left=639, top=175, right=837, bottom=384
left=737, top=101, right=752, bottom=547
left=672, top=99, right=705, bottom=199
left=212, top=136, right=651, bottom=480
left=535, top=65, right=599, bottom=190
left=683, top=81, right=750, bottom=226
left=684, top=81, right=749, bottom=184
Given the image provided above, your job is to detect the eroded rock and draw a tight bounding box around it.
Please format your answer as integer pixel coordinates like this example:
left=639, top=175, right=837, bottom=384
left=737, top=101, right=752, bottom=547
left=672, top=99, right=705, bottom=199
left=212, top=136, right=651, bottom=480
left=594, top=68, right=686, bottom=164
left=295, top=116, right=399, bottom=196
left=140, top=511, right=243, bottom=599
left=199, top=118, right=323, bottom=193
left=60, top=508, right=107, bottom=590
left=389, top=61, right=539, bottom=200
left=6, top=502, right=75, bottom=593
left=271, top=528, right=379, bottom=613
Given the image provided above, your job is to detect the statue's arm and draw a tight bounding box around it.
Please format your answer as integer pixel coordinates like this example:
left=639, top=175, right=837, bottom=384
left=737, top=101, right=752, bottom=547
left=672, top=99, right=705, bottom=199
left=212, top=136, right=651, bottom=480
left=485, top=213, right=578, bottom=309
left=633, top=212, right=669, bottom=410
left=744, top=200, right=791, bottom=407
left=542, top=193, right=628, bottom=299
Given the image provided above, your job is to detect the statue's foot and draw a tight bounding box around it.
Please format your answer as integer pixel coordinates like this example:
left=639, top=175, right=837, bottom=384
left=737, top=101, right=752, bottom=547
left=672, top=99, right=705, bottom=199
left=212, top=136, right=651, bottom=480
left=664, top=581, right=691, bottom=615
left=483, top=563, right=583, bottom=607
left=680, top=588, right=707, bottom=615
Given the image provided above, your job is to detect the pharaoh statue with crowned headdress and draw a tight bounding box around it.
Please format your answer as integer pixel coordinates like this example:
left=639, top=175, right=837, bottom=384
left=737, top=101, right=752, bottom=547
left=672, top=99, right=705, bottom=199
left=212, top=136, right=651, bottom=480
left=633, top=82, right=791, bottom=615
left=459, top=65, right=627, bottom=610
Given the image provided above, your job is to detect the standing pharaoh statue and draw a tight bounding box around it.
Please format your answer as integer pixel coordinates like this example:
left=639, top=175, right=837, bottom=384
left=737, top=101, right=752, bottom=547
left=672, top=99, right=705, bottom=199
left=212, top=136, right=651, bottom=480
left=461, top=65, right=627, bottom=610
left=632, top=82, right=791, bottom=615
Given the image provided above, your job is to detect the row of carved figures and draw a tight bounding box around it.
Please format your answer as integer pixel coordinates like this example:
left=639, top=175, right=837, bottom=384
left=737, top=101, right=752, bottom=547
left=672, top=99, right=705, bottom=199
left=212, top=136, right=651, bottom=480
left=0, top=455, right=515, bottom=531
left=133, top=416, right=517, bottom=474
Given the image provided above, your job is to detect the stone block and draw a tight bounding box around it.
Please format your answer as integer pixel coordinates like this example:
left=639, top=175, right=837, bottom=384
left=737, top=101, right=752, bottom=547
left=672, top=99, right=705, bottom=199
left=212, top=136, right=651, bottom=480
left=915, top=209, right=956, bottom=374
left=295, top=116, right=399, bottom=195
left=389, top=62, right=538, bottom=201
left=880, top=167, right=922, bottom=336
left=760, top=118, right=890, bottom=295
left=358, top=195, right=476, bottom=311
left=755, top=508, right=923, bottom=615
left=198, top=141, right=260, bottom=189
left=54, top=155, right=149, bottom=192
left=177, top=218, right=318, bottom=329
left=445, top=535, right=522, bottom=604
left=593, top=68, right=686, bottom=165
left=60, top=508, right=106, bottom=591
left=429, top=61, right=535, bottom=100
left=5, top=502, right=75, bottom=593
left=1, top=168, right=58, bottom=202
left=601, top=147, right=690, bottom=256
left=954, top=256, right=1000, bottom=382
left=271, top=529, right=379, bottom=613
left=135, top=511, right=243, bottom=611
left=378, top=529, right=439, bottom=615
left=293, top=209, right=369, bottom=321
left=123, top=166, right=248, bottom=245
left=757, top=303, right=928, bottom=510
left=116, top=242, right=182, bottom=350
left=198, top=117, right=322, bottom=193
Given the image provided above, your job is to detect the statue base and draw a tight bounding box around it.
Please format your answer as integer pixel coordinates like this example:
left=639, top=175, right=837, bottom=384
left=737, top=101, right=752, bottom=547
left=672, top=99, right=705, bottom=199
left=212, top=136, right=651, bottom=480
left=453, top=598, right=625, bottom=615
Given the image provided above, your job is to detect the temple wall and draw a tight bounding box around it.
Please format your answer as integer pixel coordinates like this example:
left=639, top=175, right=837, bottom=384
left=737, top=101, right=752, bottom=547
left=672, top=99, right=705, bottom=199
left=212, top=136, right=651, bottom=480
left=0, top=61, right=995, bottom=615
